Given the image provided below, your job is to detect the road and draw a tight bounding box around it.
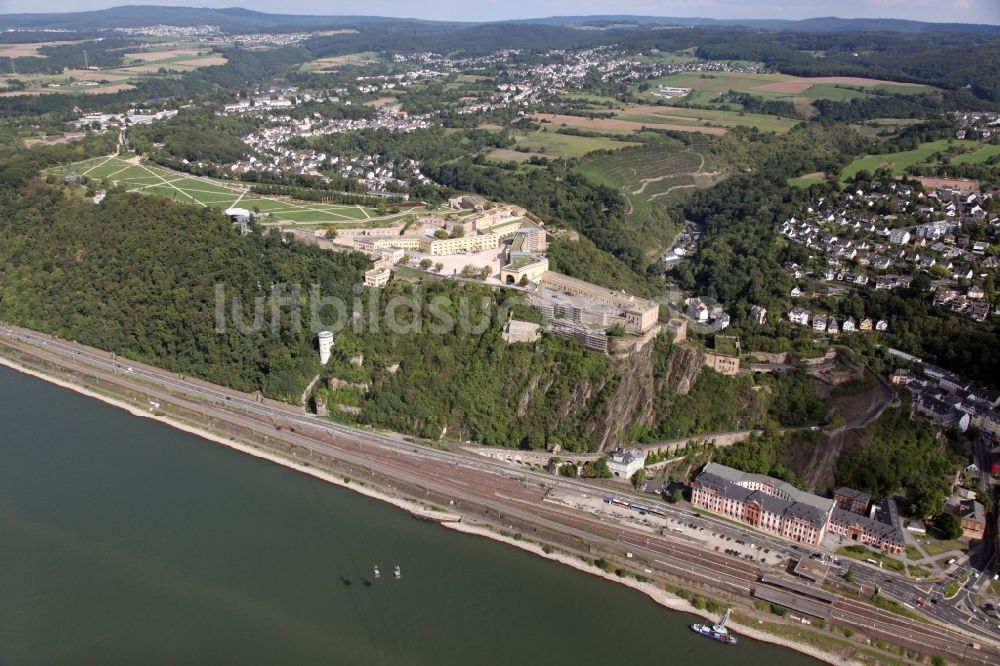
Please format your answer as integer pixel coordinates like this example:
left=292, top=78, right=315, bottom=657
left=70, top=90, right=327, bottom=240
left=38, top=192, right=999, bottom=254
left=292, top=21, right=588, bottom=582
left=2, top=324, right=999, bottom=664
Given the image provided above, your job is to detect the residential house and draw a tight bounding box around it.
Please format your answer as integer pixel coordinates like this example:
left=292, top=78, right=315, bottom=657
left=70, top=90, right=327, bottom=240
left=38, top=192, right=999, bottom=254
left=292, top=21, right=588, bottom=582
left=945, top=497, right=987, bottom=541
left=788, top=308, right=811, bottom=326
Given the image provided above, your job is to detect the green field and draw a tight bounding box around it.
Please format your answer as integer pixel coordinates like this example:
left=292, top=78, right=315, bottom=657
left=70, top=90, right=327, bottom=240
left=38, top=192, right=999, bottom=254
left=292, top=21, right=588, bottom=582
left=637, top=71, right=797, bottom=105
left=951, top=144, right=1000, bottom=165
left=50, top=155, right=380, bottom=223
left=799, top=84, right=873, bottom=101
left=512, top=130, right=641, bottom=157
left=841, top=140, right=979, bottom=179
left=620, top=106, right=800, bottom=133
left=635, top=71, right=934, bottom=111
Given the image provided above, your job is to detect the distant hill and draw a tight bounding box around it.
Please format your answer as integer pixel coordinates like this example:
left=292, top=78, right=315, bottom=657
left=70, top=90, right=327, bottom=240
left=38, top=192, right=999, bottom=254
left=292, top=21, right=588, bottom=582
left=0, top=6, right=996, bottom=35
left=513, top=14, right=1000, bottom=34
left=0, top=5, right=440, bottom=32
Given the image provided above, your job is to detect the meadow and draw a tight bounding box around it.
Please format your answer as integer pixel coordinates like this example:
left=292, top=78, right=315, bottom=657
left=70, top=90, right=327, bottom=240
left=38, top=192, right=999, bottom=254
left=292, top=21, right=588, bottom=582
left=840, top=140, right=980, bottom=179
left=617, top=104, right=800, bottom=133
left=633, top=71, right=934, bottom=112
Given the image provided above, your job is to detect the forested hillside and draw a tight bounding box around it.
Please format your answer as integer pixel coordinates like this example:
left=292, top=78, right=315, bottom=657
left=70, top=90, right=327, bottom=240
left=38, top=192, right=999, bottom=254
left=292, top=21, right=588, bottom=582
left=0, top=182, right=369, bottom=399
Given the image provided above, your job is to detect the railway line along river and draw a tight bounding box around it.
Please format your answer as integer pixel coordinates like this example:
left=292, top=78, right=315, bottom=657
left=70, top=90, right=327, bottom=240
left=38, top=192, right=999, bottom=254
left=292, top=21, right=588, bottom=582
left=0, top=364, right=817, bottom=665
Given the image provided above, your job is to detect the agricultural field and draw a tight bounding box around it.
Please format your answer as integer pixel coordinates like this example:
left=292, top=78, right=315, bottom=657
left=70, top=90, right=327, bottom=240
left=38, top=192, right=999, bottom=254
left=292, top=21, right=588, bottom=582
left=840, top=139, right=980, bottom=180
left=633, top=71, right=933, bottom=113
left=616, top=104, right=800, bottom=133
left=0, top=43, right=226, bottom=95
left=532, top=113, right=728, bottom=136
left=299, top=52, right=380, bottom=72
left=512, top=129, right=642, bottom=157
left=49, top=155, right=380, bottom=224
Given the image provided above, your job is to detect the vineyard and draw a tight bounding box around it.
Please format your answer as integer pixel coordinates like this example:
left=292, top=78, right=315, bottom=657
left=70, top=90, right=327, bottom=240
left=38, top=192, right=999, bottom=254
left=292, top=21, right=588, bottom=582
left=576, top=139, right=716, bottom=256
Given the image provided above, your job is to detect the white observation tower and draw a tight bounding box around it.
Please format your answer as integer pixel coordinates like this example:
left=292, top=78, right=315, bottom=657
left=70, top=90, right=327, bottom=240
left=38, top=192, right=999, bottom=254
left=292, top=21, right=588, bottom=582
left=318, top=331, right=334, bottom=365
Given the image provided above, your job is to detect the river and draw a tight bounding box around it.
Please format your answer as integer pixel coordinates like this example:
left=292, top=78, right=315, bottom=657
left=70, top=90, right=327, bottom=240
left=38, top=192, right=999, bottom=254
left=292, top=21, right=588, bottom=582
left=0, top=364, right=817, bottom=665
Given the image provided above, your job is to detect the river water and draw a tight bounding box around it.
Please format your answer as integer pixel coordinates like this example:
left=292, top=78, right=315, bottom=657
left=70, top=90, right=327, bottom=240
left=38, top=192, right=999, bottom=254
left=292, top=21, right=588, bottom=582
left=0, top=365, right=817, bottom=665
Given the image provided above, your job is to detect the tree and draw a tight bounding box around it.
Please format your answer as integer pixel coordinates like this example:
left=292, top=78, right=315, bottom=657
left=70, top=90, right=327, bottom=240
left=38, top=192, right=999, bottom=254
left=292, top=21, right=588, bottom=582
left=325, top=227, right=338, bottom=238
left=582, top=458, right=612, bottom=478
left=938, top=513, right=964, bottom=540
left=478, top=266, right=491, bottom=280
left=632, top=468, right=646, bottom=488
left=559, top=463, right=578, bottom=478
left=419, top=258, right=433, bottom=269
left=434, top=262, right=444, bottom=272
left=434, top=229, right=449, bottom=240
left=518, top=274, right=529, bottom=287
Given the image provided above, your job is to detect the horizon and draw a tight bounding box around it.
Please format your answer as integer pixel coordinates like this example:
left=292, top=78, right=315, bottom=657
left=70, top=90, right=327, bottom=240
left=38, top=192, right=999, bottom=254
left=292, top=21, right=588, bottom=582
left=1, top=1, right=998, bottom=26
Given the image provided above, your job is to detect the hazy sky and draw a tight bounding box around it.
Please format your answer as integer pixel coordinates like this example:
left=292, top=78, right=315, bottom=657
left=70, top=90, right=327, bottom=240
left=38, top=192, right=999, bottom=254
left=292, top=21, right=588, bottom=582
left=1, top=0, right=998, bottom=24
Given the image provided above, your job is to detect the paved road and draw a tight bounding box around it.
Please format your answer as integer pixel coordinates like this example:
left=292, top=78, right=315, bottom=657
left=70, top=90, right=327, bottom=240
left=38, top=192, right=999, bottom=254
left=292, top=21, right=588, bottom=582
left=2, top=324, right=999, bottom=664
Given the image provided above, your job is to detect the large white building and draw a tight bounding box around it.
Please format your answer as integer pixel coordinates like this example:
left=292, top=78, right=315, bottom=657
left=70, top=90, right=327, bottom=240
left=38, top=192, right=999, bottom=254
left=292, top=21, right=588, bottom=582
left=606, top=448, right=645, bottom=479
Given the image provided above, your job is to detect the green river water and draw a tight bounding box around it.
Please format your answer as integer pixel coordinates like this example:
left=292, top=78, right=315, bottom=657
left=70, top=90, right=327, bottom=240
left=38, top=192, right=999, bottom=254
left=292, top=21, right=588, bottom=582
left=0, top=364, right=818, bottom=665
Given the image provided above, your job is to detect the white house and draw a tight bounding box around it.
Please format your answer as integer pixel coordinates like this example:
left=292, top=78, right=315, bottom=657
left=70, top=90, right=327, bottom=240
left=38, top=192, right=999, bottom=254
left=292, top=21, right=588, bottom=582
left=606, top=448, right=645, bottom=479
left=788, top=308, right=811, bottom=326
left=888, top=229, right=911, bottom=245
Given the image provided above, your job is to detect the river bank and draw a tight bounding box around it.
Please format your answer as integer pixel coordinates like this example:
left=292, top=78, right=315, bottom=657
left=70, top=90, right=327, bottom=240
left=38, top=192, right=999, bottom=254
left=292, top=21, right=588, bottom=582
left=0, top=352, right=852, bottom=665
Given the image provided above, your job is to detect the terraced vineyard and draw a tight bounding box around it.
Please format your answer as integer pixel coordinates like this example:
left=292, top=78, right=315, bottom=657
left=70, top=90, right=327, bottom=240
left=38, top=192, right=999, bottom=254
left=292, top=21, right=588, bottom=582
left=579, top=145, right=704, bottom=206
left=576, top=139, right=717, bottom=257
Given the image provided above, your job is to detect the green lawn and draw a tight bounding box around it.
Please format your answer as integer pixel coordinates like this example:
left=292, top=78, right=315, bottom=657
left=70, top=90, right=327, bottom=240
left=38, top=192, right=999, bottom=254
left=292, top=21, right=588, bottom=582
left=512, top=130, right=641, bottom=157
left=50, top=154, right=379, bottom=221
left=841, top=140, right=979, bottom=180
left=921, top=537, right=967, bottom=557
left=837, top=545, right=905, bottom=572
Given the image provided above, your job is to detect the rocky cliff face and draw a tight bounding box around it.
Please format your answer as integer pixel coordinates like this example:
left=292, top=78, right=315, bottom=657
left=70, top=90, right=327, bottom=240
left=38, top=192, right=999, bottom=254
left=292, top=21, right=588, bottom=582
left=567, top=340, right=705, bottom=452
